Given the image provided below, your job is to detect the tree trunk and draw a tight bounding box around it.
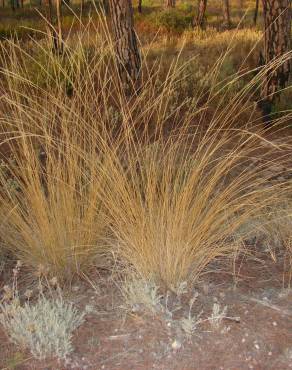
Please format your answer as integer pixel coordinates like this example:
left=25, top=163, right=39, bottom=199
left=165, top=0, right=175, bottom=7
left=254, top=0, right=259, bottom=25
left=222, top=0, right=231, bottom=28
left=10, top=0, right=15, bottom=11
left=138, top=0, right=142, bottom=13
left=194, top=0, right=207, bottom=29
left=55, top=0, right=63, bottom=53
left=108, top=0, right=141, bottom=93
left=44, top=0, right=63, bottom=54
left=261, top=0, right=291, bottom=120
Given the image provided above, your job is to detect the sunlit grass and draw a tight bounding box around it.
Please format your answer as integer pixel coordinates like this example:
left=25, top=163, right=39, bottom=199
left=0, top=14, right=291, bottom=288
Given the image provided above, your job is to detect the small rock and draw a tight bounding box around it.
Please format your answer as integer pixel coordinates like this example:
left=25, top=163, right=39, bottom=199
left=85, top=305, right=95, bottom=314
left=172, top=339, right=182, bottom=350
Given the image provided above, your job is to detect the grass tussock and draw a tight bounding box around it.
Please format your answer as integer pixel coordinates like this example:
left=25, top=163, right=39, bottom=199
left=0, top=14, right=291, bottom=289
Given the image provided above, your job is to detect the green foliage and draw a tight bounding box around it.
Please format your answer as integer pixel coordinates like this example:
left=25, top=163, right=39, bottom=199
left=154, top=9, right=194, bottom=33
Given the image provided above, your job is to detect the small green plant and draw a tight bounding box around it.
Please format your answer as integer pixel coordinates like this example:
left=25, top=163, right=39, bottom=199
left=155, top=10, right=193, bottom=33
left=208, top=303, right=228, bottom=329
left=0, top=263, right=85, bottom=360
left=179, top=294, right=202, bottom=338
left=121, top=277, right=163, bottom=314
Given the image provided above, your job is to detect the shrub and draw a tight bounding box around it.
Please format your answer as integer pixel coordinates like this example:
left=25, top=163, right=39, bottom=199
left=0, top=297, right=84, bottom=360
left=155, top=10, right=193, bottom=33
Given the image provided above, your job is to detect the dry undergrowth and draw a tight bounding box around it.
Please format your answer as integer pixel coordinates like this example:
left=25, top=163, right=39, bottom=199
left=0, top=14, right=291, bottom=291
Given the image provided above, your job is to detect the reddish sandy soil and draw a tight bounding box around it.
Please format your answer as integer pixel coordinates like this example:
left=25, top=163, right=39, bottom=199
left=0, top=245, right=292, bottom=370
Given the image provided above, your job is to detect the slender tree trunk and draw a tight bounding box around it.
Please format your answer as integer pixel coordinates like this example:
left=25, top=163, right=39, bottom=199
left=138, top=0, right=142, bottom=13
left=80, top=0, right=84, bottom=16
left=165, top=0, right=175, bottom=7
left=194, top=0, right=207, bottom=29
left=11, top=0, right=15, bottom=11
left=55, top=0, right=63, bottom=53
left=44, top=0, right=63, bottom=54
left=254, top=0, right=259, bottom=25
left=16, top=0, right=19, bottom=8
left=2, top=0, right=5, bottom=8
left=260, top=0, right=291, bottom=122
left=108, top=0, right=141, bottom=93
left=222, top=0, right=231, bottom=28
left=20, top=0, right=23, bottom=7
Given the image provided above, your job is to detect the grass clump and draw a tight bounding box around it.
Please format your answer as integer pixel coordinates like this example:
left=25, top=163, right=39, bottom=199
left=0, top=13, right=291, bottom=291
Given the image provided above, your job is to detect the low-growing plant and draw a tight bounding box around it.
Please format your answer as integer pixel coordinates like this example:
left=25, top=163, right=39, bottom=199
left=208, top=303, right=228, bottom=329
left=179, top=295, right=201, bottom=337
left=0, top=262, right=85, bottom=360
left=0, top=297, right=85, bottom=360
left=121, top=277, right=163, bottom=314
left=155, top=9, right=194, bottom=33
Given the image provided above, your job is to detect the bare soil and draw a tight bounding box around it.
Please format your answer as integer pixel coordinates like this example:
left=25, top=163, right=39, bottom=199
left=0, top=245, right=292, bottom=370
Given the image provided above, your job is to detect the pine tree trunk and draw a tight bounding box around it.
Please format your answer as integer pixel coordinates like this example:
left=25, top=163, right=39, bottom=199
left=44, top=0, right=63, bottom=54
left=55, top=0, right=63, bottom=53
left=222, top=0, right=231, bottom=28
left=261, top=0, right=291, bottom=113
left=165, top=0, right=175, bottom=7
left=254, top=0, right=259, bottom=25
left=138, top=0, right=142, bottom=13
left=194, top=0, right=207, bottom=29
left=108, top=0, right=141, bottom=93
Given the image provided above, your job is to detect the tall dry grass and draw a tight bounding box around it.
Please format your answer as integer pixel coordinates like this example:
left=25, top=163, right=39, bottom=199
left=0, top=14, right=291, bottom=287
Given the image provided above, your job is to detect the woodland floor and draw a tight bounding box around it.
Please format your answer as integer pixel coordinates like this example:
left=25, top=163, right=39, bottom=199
left=0, top=131, right=292, bottom=370
left=0, top=241, right=292, bottom=370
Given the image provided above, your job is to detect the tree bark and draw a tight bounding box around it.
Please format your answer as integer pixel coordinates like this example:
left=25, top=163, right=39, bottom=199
left=138, top=0, right=142, bottom=13
left=194, top=0, right=207, bottom=29
left=108, top=0, right=141, bottom=93
left=44, top=0, right=63, bottom=54
left=254, top=0, right=259, bottom=25
left=55, top=0, right=63, bottom=53
left=261, top=0, right=291, bottom=116
left=222, top=0, right=231, bottom=28
left=165, top=0, right=175, bottom=7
